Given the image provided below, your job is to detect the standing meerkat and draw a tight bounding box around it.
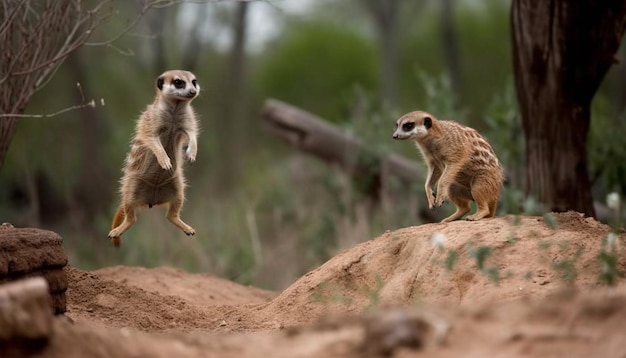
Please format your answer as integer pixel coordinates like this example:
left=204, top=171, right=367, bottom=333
left=392, top=111, right=503, bottom=222
left=108, top=70, right=200, bottom=246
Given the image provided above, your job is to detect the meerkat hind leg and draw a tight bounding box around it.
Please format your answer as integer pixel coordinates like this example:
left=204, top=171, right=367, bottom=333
left=441, top=186, right=471, bottom=222
left=466, top=179, right=494, bottom=221
left=108, top=205, right=137, bottom=238
left=166, top=197, right=195, bottom=236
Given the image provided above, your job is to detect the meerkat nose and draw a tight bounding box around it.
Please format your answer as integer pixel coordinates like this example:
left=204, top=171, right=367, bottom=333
left=190, top=90, right=196, bottom=95
left=393, top=134, right=399, bottom=139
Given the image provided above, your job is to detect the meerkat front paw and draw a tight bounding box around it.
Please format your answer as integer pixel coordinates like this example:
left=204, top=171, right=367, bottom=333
left=185, top=146, right=196, bottom=163
left=183, top=225, right=195, bottom=236
left=108, top=228, right=122, bottom=239
left=157, top=154, right=173, bottom=170
left=434, top=193, right=446, bottom=207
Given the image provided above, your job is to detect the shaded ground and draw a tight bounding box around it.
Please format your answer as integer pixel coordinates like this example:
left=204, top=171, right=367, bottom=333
left=20, top=212, right=626, bottom=357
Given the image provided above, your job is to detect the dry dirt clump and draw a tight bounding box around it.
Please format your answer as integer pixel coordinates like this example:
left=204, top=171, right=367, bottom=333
left=0, top=224, right=68, bottom=314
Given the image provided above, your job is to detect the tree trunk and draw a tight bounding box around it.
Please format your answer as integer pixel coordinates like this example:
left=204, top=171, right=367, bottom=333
left=145, top=7, right=170, bottom=74
left=511, top=0, right=626, bottom=217
left=363, top=0, right=400, bottom=108
left=440, top=0, right=463, bottom=105
left=218, top=1, right=249, bottom=187
left=0, top=117, right=18, bottom=169
left=182, top=5, right=211, bottom=72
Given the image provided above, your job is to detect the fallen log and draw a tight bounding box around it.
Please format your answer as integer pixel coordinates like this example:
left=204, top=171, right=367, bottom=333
left=260, top=98, right=422, bottom=187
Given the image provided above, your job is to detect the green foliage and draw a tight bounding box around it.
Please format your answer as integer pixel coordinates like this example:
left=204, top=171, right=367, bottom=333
left=467, top=245, right=500, bottom=284
left=589, top=104, right=626, bottom=197
left=598, top=234, right=620, bottom=286
left=400, top=0, right=511, bottom=116
left=543, top=213, right=558, bottom=230
left=444, top=249, right=459, bottom=271
left=550, top=246, right=584, bottom=284
left=256, top=20, right=378, bottom=122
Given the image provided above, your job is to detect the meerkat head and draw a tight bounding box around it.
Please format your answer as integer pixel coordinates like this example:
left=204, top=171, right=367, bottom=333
left=392, top=111, right=434, bottom=140
left=156, top=70, right=199, bottom=102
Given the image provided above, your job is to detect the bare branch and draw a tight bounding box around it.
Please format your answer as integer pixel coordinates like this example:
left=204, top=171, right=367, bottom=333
left=0, top=100, right=103, bottom=119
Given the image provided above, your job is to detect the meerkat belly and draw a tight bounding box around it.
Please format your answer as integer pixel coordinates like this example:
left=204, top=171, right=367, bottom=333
left=123, top=136, right=184, bottom=206
left=132, top=179, right=178, bottom=207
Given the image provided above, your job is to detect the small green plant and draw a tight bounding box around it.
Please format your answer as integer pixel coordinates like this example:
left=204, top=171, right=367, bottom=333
left=468, top=245, right=500, bottom=284
left=309, top=282, right=353, bottom=305
left=598, top=192, right=623, bottom=286
left=550, top=246, right=583, bottom=284
left=599, top=233, right=620, bottom=286
left=429, top=232, right=459, bottom=272
left=363, top=275, right=385, bottom=312
left=543, top=213, right=558, bottom=230
left=444, top=249, right=459, bottom=272
left=468, top=245, right=492, bottom=270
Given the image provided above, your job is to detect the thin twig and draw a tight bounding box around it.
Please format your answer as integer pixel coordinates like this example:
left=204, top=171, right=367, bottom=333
left=0, top=101, right=100, bottom=119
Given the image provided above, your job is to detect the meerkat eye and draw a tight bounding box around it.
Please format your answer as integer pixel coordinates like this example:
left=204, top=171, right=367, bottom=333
left=173, top=79, right=185, bottom=88
left=192, top=79, right=198, bottom=87
left=402, top=122, right=415, bottom=131
left=424, top=117, right=432, bottom=129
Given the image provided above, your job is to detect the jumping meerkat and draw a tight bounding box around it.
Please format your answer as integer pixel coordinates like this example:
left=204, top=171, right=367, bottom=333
left=392, top=111, right=503, bottom=222
left=108, top=70, right=200, bottom=246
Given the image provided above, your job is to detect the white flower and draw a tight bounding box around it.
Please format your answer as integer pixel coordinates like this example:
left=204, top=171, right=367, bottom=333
left=607, top=192, right=620, bottom=211
left=607, top=232, right=618, bottom=248
left=430, top=232, right=447, bottom=249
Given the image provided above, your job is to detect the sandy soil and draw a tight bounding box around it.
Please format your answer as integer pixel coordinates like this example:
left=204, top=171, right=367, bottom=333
left=21, top=212, right=626, bottom=357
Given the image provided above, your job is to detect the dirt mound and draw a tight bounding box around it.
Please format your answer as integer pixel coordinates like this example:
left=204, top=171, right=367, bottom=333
left=65, top=266, right=280, bottom=332
left=93, top=266, right=275, bottom=307
left=33, top=211, right=625, bottom=357
left=259, top=212, right=622, bottom=326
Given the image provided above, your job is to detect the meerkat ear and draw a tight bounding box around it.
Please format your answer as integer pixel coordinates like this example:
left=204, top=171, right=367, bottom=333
left=424, top=116, right=432, bottom=129
left=156, top=76, right=165, bottom=90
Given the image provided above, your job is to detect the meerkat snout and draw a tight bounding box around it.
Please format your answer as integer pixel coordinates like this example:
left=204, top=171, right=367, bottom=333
left=393, top=115, right=429, bottom=140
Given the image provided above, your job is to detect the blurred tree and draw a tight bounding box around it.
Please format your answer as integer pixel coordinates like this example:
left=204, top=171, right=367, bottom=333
left=439, top=0, right=462, bottom=105
left=145, top=6, right=171, bottom=73
left=67, top=52, right=114, bottom=228
left=218, top=1, right=250, bottom=186
left=360, top=0, right=401, bottom=108
left=181, top=5, right=211, bottom=72
left=511, top=0, right=626, bottom=217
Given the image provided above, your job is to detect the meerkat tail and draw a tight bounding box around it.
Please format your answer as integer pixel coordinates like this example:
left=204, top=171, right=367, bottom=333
left=110, top=206, right=125, bottom=246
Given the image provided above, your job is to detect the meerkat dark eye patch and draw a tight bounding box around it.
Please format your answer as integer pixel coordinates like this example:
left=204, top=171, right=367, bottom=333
left=156, top=77, right=164, bottom=90
left=173, top=79, right=185, bottom=88
left=424, top=117, right=432, bottom=129
left=192, top=79, right=198, bottom=87
left=402, top=122, right=415, bottom=131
